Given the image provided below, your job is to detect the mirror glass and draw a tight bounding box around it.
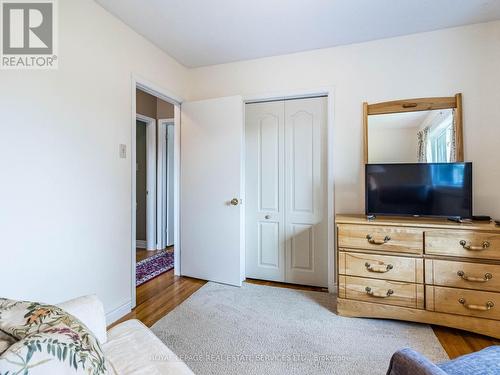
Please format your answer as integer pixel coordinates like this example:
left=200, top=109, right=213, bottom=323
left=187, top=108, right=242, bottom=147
left=368, top=109, right=456, bottom=164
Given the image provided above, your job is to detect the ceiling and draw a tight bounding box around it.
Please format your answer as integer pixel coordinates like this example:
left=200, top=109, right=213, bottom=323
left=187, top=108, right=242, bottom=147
left=95, top=0, right=500, bottom=68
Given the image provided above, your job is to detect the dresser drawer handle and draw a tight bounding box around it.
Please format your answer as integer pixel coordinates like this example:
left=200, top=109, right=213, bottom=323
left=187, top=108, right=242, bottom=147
left=459, top=240, right=490, bottom=251
left=457, top=270, right=493, bottom=283
left=366, top=234, right=391, bottom=245
left=365, top=262, right=393, bottom=273
left=458, top=298, right=494, bottom=311
left=365, top=286, right=394, bottom=298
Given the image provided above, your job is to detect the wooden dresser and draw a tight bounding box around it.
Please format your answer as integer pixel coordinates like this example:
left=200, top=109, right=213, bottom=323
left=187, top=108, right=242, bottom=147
left=336, top=214, right=500, bottom=338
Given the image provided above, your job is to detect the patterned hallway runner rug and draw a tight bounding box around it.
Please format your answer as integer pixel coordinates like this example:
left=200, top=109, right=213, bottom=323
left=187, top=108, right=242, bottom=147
left=136, top=249, right=174, bottom=286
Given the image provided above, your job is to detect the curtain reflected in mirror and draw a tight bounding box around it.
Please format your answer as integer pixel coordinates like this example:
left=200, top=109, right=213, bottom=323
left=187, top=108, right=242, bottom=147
left=368, top=108, right=456, bottom=164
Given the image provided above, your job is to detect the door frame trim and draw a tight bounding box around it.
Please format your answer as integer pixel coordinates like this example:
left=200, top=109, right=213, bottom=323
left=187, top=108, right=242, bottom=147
left=131, top=75, right=183, bottom=310
left=157, top=118, right=175, bottom=250
left=243, top=87, right=336, bottom=292
left=136, top=113, right=157, bottom=251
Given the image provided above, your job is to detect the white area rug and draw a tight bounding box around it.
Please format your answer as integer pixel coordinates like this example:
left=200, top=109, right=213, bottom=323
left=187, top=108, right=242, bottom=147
left=152, top=282, right=448, bottom=375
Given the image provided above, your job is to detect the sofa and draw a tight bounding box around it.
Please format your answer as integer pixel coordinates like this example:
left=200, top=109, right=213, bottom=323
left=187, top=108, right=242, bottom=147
left=387, top=346, right=500, bottom=375
left=1, top=295, right=194, bottom=375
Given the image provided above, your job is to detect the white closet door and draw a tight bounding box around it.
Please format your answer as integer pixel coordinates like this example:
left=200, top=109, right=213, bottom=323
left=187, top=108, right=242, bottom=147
left=181, top=96, right=244, bottom=286
left=245, top=101, right=285, bottom=282
left=284, top=97, right=328, bottom=287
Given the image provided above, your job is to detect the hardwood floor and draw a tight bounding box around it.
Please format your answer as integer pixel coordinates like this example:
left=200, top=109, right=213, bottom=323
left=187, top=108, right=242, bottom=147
left=245, top=278, right=328, bottom=292
left=112, top=271, right=499, bottom=359
left=112, top=270, right=206, bottom=328
left=432, top=325, right=499, bottom=359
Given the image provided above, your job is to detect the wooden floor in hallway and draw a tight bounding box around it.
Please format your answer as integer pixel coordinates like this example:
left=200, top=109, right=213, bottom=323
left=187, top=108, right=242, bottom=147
left=112, top=270, right=499, bottom=359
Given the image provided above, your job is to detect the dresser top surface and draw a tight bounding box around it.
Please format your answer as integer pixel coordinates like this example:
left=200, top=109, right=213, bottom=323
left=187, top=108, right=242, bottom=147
left=336, top=214, right=500, bottom=232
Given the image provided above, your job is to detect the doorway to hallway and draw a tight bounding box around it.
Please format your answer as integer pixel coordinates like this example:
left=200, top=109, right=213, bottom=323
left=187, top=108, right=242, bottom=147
left=133, top=86, right=178, bottom=298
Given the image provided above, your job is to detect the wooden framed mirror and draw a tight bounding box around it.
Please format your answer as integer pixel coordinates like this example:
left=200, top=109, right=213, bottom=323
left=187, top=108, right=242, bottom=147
left=363, top=94, right=463, bottom=164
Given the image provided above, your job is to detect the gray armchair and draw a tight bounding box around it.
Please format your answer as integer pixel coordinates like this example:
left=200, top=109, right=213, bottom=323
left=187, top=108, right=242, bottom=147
left=387, top=346, right=500, bottom=375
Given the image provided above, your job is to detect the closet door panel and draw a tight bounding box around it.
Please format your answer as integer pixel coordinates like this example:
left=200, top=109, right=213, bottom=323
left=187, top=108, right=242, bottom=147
left=290, top=223, right=314, bottom=270
left=285, top=97, right=328, bottom=287
left=259, top=222, right=280, bottom=267
left=259, top=115, right=280, bottom=212
left=245, top=101, right=285, bottom=282
left=290, top=111, right=315, bottom=214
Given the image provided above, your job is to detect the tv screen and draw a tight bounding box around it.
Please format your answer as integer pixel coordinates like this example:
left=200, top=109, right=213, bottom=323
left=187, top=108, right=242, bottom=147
left=365, top=163, right=472, bottom=218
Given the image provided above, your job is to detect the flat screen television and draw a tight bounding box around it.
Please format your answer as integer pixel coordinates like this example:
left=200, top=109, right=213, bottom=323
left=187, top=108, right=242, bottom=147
left=365, top=163, right=472, bottom=218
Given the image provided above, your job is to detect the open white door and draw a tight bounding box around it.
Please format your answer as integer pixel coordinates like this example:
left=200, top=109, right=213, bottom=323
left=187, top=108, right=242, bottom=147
left=180, top=96, right=244, bottom=286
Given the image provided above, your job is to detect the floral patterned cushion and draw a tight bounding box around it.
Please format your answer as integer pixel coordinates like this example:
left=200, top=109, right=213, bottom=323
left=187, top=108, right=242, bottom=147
left=0, top=330, right=15, bottom=355
left=0, top=298, right=108, bottom=374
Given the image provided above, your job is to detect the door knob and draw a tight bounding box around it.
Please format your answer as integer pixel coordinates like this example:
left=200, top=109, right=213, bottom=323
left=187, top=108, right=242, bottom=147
left=265, top=215, right=271, bottom=219
left=230, top=198, right=240, bottom=206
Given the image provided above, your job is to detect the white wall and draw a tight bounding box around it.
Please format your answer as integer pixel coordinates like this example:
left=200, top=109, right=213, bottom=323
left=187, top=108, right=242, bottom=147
left=188, top=21, right=500, bottom=219
left=0, top=0, right=189, bottom=319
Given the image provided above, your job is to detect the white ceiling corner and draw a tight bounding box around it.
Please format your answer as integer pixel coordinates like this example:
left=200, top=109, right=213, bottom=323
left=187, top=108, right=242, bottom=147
left=95, top=0, right=500, bottom=68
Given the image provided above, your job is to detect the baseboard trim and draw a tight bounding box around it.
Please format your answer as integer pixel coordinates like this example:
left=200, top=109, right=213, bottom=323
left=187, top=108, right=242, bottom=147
left=136, top=240, right=147, bottom=249
left=328, top=282, right=337, bottom=294
left=106, top=301, right=131, bottom=325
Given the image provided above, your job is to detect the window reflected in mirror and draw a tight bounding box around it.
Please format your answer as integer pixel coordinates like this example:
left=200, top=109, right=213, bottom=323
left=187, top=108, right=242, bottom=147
left=368, top=108, right=456, bottom=164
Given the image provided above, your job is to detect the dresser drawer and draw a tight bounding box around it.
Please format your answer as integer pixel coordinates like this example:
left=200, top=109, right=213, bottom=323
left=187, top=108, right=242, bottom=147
left=339, top=251, right=423, bottom=283
left=425, top=230, right=500, bottom=260
left=338, top=224, right=423, bottom=254
left=339, top=275, right=424, bottom=309
left=427, top=286, right=500, bottom=320
left=426, top=259, right=500, bottom=292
